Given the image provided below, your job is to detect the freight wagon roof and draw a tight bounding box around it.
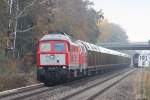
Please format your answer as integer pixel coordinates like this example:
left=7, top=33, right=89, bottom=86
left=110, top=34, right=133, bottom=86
left=78, top=40, right=130, bottom=57
left=78, top=40, right=99, bottom=51
left=99, top=46, right=130, bottom=57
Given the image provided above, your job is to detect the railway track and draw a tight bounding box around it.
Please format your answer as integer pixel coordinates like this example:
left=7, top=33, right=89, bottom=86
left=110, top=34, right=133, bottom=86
left=0, top=68, right=135, bottom=100
left=60, top=68, right=136, bottom=100
left=0, top=82, right=68, bottom=100
left=0, top=83, right=45, bottom=100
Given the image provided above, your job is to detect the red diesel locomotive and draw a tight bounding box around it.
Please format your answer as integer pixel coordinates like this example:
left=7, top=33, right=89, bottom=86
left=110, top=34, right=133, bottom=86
left=37, top=32, right=131, bottom=84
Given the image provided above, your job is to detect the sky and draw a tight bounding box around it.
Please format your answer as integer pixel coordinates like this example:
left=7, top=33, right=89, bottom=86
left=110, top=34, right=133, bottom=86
left=90, top=0, right=150, bottom=42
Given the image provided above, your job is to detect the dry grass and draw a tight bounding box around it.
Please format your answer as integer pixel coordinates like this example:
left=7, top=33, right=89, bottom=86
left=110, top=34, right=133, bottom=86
left=144, top=68, right=150, bottom=100
left=133, top=68, right=150, bottom=100
left=0, top=74, right=27, bottom=92
left=0, top=51, right=38, bottom=92
left=133, top=69, right=143, bottom=100
left=0, top=73, right=38, bottom=92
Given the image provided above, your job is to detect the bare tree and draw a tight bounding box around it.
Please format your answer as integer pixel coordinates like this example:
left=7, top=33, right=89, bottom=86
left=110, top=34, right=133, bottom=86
left=6, top=0, right=38, bottom=57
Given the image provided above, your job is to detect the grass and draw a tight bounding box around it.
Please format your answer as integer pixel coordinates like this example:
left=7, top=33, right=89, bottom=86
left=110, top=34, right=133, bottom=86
left=0, top=51, right=38, bottom=92
left=0, top=74, right=27, bottom=91
left=143, top=67, right=150, bottom=100
left=133, top=67, right=150, bottom=100
left=0, top=73, right=39, bottom=92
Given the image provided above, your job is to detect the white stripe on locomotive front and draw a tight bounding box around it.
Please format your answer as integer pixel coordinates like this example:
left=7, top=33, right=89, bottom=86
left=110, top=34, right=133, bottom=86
left=40, top=54, right=66, bottom=65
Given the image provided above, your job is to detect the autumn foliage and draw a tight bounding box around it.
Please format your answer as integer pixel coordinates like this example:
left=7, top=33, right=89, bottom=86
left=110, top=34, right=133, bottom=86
left=0, top=0, right=128, bottom=74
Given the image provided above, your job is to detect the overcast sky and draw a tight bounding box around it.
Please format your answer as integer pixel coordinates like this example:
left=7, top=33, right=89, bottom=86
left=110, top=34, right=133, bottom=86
left=90, top=0, right=150, bottom=42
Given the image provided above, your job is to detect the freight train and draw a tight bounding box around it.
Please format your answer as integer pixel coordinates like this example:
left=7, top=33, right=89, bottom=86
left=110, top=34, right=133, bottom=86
left=37, top=32, right=131, bottom=84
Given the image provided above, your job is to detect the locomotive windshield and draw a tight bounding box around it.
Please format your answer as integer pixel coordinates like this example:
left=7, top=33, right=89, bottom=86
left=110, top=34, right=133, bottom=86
left=54, top=43, right=65, bottom=52
left=40, top=42, right=51, bottom=52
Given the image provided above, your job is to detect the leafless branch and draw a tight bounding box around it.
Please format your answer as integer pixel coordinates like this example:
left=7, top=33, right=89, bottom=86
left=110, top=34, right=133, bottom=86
left=18, top=0, right=37, bottom=18
left=11, top=26, right=36, bottom=35
left=17, top=26, right=36, bottom=33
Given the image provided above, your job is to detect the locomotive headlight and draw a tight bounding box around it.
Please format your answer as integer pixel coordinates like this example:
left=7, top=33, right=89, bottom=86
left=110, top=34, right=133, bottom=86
left=63, top=66, right=67, bottom=69
left=50, top=55, right=55, bottom=59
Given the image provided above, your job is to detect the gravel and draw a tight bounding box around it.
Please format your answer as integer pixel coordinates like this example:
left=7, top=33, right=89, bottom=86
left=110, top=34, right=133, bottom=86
left=94, top=69, right=138, bottom=100
left=1, top=68, right=144, bottom=100
left=23, top=68, right=133, bottom=100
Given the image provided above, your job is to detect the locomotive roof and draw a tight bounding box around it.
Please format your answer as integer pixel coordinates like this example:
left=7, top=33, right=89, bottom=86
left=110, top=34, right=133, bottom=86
left=40, top=34, right=69, bottom=41
left=39, top=33, right=78, bottom=45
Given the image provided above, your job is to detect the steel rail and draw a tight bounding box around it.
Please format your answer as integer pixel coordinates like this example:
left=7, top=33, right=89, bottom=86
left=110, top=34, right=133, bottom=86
left=0, top=68, right=133, bottom=100
left=60, top=68, right=136, bottom=100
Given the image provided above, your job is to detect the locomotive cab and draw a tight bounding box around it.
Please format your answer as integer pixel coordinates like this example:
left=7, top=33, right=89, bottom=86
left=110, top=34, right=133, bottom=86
left=38, top=40, right=69, bottom=67
left=37, top=32, right=81, bottom=83
left=37, top=33, right=72, bottom=82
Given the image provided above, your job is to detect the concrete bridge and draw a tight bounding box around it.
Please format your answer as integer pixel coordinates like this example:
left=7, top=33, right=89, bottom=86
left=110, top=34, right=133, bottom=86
left=97, top=42, right=150, bottom=50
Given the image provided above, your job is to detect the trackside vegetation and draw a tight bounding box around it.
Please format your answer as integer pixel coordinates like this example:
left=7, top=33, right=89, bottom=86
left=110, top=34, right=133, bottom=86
left=0, top=0, right=128, bottom=91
